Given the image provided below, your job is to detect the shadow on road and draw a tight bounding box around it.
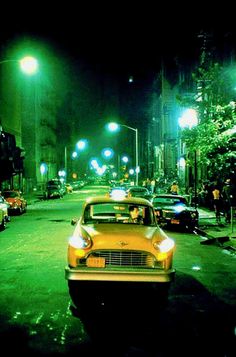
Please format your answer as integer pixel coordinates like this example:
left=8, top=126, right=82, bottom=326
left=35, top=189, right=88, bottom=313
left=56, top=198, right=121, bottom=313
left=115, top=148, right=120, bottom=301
left=68, top=275, right=235, bottom=357
left=0, top=273, right=235, bottom=356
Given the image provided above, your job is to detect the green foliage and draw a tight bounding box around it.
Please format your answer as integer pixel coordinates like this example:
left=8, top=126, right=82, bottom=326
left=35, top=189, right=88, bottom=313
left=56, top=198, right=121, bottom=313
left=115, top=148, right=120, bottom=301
left=178, top=60, right=236, bottom=179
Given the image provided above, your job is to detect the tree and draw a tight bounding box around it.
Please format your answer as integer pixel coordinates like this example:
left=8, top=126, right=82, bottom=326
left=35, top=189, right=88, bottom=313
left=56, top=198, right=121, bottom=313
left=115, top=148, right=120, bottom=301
left=178, top=61, right=236, bottom=181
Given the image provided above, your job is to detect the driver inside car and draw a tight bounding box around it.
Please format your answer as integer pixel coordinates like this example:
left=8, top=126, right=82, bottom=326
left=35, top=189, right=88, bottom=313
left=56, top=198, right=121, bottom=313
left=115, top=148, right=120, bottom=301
left=125, top=205, right=144, bottom=224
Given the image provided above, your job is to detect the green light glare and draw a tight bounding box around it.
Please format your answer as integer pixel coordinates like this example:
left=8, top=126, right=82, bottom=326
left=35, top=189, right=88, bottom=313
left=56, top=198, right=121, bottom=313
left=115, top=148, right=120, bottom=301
left=108, top=122, right=119, bottom=132
left=192, top=265, right=201, bottom=271
left=19, top=56, right=38, bottom=75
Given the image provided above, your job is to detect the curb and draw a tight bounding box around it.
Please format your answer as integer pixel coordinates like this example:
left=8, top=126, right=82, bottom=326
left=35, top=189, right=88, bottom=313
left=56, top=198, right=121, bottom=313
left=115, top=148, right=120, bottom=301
left=194, top=226, right=236, bottom=253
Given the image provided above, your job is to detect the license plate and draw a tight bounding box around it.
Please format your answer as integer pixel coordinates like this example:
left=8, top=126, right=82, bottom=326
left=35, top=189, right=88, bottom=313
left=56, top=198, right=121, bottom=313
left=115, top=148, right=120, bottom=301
left=171, top=219, right=180, bottom=224
left=86, top=257, right=106, bottom=268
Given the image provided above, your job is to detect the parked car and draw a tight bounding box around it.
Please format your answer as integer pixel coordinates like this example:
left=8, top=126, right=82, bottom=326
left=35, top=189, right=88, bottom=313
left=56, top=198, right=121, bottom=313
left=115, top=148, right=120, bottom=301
left=45, top=180, right=65, bottom=199
left=0, top=207, right=6, bottom=230
left=0, top=195, right=11, bottom=224
left=151, top=193, right=199, bottom=231
left=65, top=196, right=176, bottom=309
left=3, top=190, right=27, bottom=215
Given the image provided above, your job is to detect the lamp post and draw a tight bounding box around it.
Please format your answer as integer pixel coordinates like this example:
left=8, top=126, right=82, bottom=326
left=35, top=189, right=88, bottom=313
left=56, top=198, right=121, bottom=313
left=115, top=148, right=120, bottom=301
left=107, top=122, right=139, bottom=186
left=178, top=109, right=198, bottom=208
left=0, top=56, right=39, bottom=190
left=65, top=139, right=88, bottom=181
left=64, top=146, right=67, bottom=182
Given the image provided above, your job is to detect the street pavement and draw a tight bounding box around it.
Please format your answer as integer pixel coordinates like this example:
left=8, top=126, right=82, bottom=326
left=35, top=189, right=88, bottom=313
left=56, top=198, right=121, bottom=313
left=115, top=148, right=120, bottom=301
left=23, top=190, right=236, bottom=252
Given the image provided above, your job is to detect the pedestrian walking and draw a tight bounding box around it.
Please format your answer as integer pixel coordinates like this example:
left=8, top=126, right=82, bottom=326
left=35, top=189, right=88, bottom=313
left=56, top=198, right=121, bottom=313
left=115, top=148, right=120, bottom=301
left=222, top=179, right=233, bottom=224
left=150, top=178, right=156, bottom=194
left=170, top=181, right=179, bottom=195
left=212, top=186, right=222, bottom=223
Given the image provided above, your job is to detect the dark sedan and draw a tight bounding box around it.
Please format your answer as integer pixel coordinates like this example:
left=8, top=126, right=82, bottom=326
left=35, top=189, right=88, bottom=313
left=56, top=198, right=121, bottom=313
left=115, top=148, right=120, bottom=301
left=151, top=194, right=199, bottom=231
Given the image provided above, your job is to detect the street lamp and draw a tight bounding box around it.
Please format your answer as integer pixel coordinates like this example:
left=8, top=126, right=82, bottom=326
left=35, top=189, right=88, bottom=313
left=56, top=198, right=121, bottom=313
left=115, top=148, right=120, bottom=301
left=107, top=122, right=139, bottom=186
left=0, top=55, right=39, bottom=190
left=64, top=146, right=68, bottom=181
left=76, top=139, right=88, bottom=151
left=65, top=139, right=89, bottom=181
left=0, top=56, right=39, bottom=75
left=178, top=109, right=198, bottom=208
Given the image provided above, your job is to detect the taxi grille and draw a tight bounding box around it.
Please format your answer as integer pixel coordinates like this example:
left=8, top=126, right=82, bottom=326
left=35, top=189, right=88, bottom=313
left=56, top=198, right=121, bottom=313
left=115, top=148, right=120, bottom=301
left=87, top=250, right=156, bottom=268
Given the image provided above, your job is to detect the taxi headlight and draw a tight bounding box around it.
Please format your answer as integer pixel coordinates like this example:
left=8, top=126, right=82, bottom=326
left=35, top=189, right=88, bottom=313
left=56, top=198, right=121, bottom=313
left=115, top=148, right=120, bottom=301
left=69, top=235, right=92, bottom=249
left=153, top=238, right=175, bottom=253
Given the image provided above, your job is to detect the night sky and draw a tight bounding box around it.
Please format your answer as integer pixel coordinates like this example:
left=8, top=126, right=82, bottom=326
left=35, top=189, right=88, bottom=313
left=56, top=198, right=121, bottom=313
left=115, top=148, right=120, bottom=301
left=1, top=5, right=233, bottom=80
left=1, top=5, right=236, bottom=151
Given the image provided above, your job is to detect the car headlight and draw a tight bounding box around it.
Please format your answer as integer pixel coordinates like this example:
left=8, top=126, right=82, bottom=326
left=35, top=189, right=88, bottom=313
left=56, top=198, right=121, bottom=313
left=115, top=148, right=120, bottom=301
left=174, top=204, right=185, bottom=213
left=69, top=234, right=92, bottom=249
left=110, top=189, right=126, bottom=200
left=153, top=238, right=175, bottom=253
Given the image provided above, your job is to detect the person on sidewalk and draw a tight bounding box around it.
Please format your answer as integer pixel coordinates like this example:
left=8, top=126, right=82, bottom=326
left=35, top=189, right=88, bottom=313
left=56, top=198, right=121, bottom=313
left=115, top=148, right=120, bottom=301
left=212, top=185, right=222, bottom=224
left=170, top=181, right=179, bottom=195
left=222, top=178, right=233, bottom=223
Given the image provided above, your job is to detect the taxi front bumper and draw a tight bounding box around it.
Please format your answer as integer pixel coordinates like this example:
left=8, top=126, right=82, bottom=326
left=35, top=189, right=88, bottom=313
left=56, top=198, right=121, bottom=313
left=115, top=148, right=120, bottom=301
left=65, top=266, right=175, bottom=283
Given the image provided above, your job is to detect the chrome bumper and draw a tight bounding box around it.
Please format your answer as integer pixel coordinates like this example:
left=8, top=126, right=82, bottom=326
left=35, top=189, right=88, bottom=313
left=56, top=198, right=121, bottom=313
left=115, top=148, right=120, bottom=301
left=65, top=266, right=175, bottom=283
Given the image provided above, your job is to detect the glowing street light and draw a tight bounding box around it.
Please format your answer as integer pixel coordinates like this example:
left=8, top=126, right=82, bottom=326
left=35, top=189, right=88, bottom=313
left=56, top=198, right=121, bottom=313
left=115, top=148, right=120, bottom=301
left=0, top=56, right=39, bottom=76
left=19, top=56, right=39, bottom=75
left=76, top=139, right=88, bottom=151
left=178, top=109, right=198, bottom=129
left=102, top=148, right=114, bottom=159
left=64, top=139, right=88, bottom=181
left=107, top=122, right=139, bottom=185
left=0, top=55, right=39, bottom=189
left=121, top=156, right=129, bottom=163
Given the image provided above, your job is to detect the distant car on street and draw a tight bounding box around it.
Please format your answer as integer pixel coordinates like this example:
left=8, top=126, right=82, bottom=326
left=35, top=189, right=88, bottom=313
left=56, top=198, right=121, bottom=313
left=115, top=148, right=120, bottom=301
left=65, top=195, right=176, bottom=310
left=106, top=186, right=128, bottom=199
left=126, top=186, right=153, bottom=200
left=45, top=180, right=65, bottom=199
left=151, top=193, right=199, bottom=231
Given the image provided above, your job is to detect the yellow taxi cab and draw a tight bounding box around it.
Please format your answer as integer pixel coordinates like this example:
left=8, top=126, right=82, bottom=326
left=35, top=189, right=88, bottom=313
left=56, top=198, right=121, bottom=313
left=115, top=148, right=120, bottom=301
left=65, top=196, right=176, bottom=309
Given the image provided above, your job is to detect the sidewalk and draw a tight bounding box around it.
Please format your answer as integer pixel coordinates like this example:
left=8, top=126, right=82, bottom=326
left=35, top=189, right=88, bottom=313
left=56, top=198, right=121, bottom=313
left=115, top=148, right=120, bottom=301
left=197, top=206, right=236, bottom=251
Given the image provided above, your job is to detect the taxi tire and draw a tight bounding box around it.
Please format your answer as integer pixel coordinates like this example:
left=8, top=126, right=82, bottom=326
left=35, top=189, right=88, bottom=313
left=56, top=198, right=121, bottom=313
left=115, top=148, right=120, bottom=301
left=68, top=281, right=90, bottom=311
left=68, top=280, right=108, bottom=314
left=151, top=282, right=170, bottom=307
